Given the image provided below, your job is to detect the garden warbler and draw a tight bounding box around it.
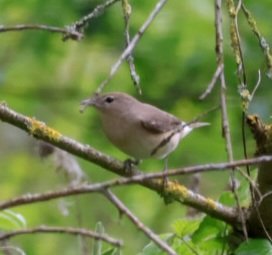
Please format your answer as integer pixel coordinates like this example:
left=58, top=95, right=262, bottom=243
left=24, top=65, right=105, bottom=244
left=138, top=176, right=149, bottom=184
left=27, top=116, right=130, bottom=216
left=81, top=92, right=208, bottom=166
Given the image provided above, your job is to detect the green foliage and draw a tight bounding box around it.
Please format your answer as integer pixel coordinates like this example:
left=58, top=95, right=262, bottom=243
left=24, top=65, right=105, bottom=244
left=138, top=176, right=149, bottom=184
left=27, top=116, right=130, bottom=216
left=93, top=221, right=105, bottom=255
left=234, top=239, right=272, bottom=255
left=1, top=0, right=272, bottom=254
left=140, top=215, right=230, bottom=255
left=102, top=248, right=121, bottom=255
left=0, top=210, right=26, bottom=230
left=138, top=234, right=175, bottom=255
left=139, top=178, right=256, bottom=255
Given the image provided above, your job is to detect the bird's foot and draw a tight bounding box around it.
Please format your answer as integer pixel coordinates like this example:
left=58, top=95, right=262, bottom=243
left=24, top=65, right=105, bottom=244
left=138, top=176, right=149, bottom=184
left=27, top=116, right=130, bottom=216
left=123, top=158, right=140, bottom=175
left=159, top=178, right=176, bottom=204
left=159, top=177, right=171, bottom=204
left=160, top=175, right=168, bottom=193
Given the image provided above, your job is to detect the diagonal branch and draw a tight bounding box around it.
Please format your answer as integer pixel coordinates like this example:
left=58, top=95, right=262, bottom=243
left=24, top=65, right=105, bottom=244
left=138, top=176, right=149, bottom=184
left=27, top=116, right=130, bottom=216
left=0, top=102, right=240, bottom=225
left=97, top=0, right=168, bottom=93
left=103, top=190, right=176, bottom=255
left=2, top=155, right=272, bottom=225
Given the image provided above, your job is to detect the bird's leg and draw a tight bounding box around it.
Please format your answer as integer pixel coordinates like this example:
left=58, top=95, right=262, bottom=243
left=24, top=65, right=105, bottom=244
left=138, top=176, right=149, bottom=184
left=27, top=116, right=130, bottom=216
left=123, top=158, right=140, bottom=175
left=160, top=157, right=175, bottom=204
left=162, top=157, right=169, bottom=189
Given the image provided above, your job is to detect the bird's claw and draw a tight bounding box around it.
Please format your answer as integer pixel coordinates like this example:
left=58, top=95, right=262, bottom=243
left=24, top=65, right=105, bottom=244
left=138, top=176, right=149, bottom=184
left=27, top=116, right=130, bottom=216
left=123, top=158, right=140, bottom=175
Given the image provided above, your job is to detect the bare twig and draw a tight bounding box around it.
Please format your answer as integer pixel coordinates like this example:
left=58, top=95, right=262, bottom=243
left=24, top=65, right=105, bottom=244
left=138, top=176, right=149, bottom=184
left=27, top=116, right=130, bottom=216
left=242, top=3, right=272, bottom=78
left=226, top=0, right=247, bottom=86
left=1, top=156, right=272, bottom=225
left=103, top=190, right=176, bottom=255
left=96, top=0, right=168, bottom=93
left=199, top=63, right=223, bottom=100
left=121, top=0, right=141, bottom=93
left=0, top=24, right=83, bottom=41
left=0, top=226, right=122, bottom=247
left=216, top=0, right=233, bottom=164
left=64, top=0, right=120, bottom=41
left=237, top=168, right=261, bottom=199
left=1, top=156, right=271, bottom=207
left=216, top=0, right=248, bottom=239
left=251, top=70, right=261, bottom=100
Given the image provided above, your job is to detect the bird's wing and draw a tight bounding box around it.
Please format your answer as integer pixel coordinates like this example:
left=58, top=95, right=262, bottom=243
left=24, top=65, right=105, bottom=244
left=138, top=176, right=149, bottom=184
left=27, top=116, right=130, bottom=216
left=140, top=109, right=181, bottom=134
left=140, top=119, right=167, bottom=134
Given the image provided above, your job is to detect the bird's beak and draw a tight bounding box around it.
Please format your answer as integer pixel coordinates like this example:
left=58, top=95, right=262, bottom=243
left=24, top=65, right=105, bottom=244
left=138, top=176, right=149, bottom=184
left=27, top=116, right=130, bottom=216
left=80, top=94, right=98, bottom=113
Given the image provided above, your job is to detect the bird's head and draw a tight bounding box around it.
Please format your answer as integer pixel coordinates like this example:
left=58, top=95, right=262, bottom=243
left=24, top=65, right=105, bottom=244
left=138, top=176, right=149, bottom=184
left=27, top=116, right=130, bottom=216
left=80, top=92, right=137, bottom=115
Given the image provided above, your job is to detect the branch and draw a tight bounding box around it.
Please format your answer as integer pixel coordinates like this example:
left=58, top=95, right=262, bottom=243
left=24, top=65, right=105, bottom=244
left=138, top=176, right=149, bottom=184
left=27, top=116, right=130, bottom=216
left=103, top=190, right=176, bottom=255
left=215, top=0, right=234, bottom=163
left=241, top=4, right=272, bottom=79
left=0, top=102, right=125, bottom=176
left=97, top=0, right=168, bottom=93
left=121, top=0, right=141, bottom=93
left=0, top=24, right=83, bottom=41
left=215, top=0, right=248, bottom=239
left=64, top=0, right=120, bottom=41
left=3, top=103, right=271, bottom=224
left=199, top=63, right=223, bottom=100
left=0, top=226, right=122, bottom=247
left=0, top=155, right=271, bottom=212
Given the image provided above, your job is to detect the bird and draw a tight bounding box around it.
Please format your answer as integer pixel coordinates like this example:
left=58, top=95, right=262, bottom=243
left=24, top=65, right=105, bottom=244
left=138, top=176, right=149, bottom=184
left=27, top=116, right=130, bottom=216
left=81, top=92, right=209, bottom=171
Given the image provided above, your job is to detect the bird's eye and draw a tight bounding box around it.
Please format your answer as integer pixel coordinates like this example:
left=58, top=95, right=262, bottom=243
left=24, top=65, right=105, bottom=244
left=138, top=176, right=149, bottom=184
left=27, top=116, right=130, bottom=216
left=105, top=96, right=114, bottom=103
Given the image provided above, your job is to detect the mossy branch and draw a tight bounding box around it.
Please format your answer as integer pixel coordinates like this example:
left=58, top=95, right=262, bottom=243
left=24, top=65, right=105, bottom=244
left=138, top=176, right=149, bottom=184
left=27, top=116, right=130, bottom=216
left=0, top=102, right=239, bottom=225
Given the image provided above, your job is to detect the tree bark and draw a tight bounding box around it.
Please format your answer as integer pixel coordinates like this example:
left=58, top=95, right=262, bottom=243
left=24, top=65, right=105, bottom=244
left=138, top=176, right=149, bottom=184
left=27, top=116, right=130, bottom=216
left=247, top=115, right=272, bottom=237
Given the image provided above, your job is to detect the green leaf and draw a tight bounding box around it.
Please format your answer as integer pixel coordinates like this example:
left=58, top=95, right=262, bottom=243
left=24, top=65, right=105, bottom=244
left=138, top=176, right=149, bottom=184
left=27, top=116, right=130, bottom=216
left=218, top=191, right=236, bottom=206
left=191, top=216, right=230, bottom=254
left=172, top=218, right=202, bottom=238
left=236, top=168, right=258, bottom=206
left=92, top=221, right=105, bottom=255
left=140, top=241, right=166, bottom=255
left=192, top=216, right=226, bottom=243
left=102, top=248, right=121, bottom=255
left=172, top=236, right=201, bottom=255
left=235, top=239, right=272, bottom=255
left=0, top=210, right=26, bottom=230
left=197, top=237, right=227, bottom=255
left=139, top=234, right=175, bottom=255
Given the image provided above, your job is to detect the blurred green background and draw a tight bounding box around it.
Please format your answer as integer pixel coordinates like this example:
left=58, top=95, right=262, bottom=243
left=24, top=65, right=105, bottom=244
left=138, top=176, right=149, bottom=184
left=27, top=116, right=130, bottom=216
left=1, top=0, right=272, bottom=254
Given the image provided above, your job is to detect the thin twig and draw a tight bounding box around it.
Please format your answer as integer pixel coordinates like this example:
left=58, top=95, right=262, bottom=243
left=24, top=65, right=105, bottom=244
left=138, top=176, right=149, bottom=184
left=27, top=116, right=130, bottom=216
left=63, top=0, right=120, bottom=40
left=1, top=156, right=271, bottom=206
left=234, top=0, right=247, bottom=85
left=216, top=0, right=248, bottom=240
left=121, top=0, right=141, bottom=93
left=254, top=208, right=272, bottom=242
left=103, top=190, right=176, bottom=255
left=237, top=168, right=261, bottom=199
left=241, top=3, right=272, bottom=78
left=0, top=24, right=83, bottom=41
left=251, top=70, right=261, bottom=100
left=96, top=0, right=168, bottom=93
left=0, top=226, right=122, bottom=247
left=216, top=0, right=234, bottom=165
left=1, top=156, right=272, bottom=225
left=199, top=63, right=223, bottom=100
